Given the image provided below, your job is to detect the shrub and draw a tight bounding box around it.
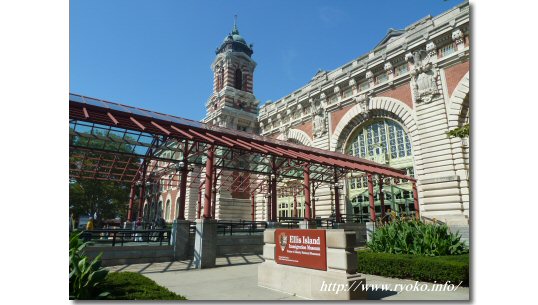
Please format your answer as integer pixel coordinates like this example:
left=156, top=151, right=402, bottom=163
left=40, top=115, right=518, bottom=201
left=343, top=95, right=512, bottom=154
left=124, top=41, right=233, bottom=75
left=69, top=232, right=109, bottom=299
left=357, top=250, right=469, bottom=286
left=367, top=219, right=468, bottom=256
left=100, top=272, right=187, bottom=300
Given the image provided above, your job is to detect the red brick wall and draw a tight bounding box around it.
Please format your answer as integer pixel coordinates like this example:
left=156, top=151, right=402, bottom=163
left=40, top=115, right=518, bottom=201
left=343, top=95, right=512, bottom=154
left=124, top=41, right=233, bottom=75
left=160, top=189, right=178, bottom=220
left=377, top=83, right=413, bottom=109
left=330, top=104, right=354, bottom=133
left=231, top=171, right=251, bottom=199
left=293, top=121, right=312, bottom=138
left=444, top=61, right=469, bottom=97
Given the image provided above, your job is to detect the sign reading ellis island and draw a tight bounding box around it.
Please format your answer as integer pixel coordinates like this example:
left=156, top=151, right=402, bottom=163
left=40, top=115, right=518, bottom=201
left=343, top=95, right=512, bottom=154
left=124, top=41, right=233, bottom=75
left=274, top=229, right=327, bottom=271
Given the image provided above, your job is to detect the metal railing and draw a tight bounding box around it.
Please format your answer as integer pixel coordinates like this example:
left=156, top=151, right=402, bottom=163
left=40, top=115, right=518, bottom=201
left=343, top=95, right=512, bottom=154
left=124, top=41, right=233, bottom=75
left=216, top=220, right=267, bottom=236
left=81, top=229, right=171, bottom=246
left=278, top=217, right=302, bottom=228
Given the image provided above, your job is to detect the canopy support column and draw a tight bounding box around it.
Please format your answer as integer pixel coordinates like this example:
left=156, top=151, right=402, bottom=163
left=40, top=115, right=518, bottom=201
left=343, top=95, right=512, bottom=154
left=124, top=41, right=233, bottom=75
left=211, top=167, right=217, bottom=219
left=138, top=163, right=147, bottom=219
left=127, top=184, right=136, bottom=222
left=367, top=174, right=376, bottom=222
left=251, top=193, right=255, bottom=221
left=304, top=164, right=311, bottom=221
left=203, top=145, right=215, bottom=219
left=270, top=156, right=278, bottom=223
left=379, top=176, right=385, bottom=221
left=293, top=193, right=298, bottom=218
left=312, top=182, right=316, bottom=219
left=177, top=142, right=189, bottom=220
left=197, top=184, right=202, bottom=219
left=270, top=175, right=277, bottom=222
left=334, top=171, right=341, bottom=223
left=266, top=193, right=271, bottom=221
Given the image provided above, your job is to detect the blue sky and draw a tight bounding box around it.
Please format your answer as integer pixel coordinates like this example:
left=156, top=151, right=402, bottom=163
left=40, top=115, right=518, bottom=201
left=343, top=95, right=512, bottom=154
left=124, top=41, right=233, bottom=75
left=70, top=0, right=462, bottom=120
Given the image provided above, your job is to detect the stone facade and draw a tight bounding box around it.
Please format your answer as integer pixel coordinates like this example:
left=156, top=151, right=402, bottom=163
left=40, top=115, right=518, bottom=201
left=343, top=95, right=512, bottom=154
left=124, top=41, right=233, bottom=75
left=145, top=1, right=470, bottom=226
left=257, top=1, right=470, bottom=225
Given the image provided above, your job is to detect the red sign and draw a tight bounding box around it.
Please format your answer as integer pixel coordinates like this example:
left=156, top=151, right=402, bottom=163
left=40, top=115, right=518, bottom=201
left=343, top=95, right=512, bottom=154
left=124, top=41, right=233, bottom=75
left=274, top=229, right=327, bottom=271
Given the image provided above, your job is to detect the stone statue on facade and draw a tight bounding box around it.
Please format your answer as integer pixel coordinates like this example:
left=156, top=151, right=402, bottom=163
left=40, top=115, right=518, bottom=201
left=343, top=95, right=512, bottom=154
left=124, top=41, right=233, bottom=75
left=311, top=104, right=327, bottom=138
left=279, top=124, right=290, bottom=141
left=355, top=94, right=370, bottom=115
left=408, top=49, right=439, bottom=104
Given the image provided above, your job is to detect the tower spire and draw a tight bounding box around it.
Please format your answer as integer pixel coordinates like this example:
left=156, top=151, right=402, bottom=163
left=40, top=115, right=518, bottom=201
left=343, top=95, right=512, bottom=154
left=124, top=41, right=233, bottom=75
left=232, top=15, right=239, bottom=34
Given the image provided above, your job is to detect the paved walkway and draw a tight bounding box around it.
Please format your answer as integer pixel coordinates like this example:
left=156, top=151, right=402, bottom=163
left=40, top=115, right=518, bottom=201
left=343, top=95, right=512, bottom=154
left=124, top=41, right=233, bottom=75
left=107, top=255, right=469, bottom=300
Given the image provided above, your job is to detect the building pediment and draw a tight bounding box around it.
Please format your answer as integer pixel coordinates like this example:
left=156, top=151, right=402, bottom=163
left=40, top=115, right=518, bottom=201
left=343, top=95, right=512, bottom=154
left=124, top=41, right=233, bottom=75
left=375, top=28, right=405, bottom=48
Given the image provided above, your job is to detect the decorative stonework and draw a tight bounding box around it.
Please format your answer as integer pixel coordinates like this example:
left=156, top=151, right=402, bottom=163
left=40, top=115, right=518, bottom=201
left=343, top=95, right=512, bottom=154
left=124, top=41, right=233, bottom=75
left=355, top=94, right=370, bottom=115
left=447, top=71, right=470, bottom=129
left=384, top=62, right=393, bottom=75
left=330, top=96, right=418, bottom=152
left=452, top=29, right=464, bottom=45
left=426, top=41, right=437, bottom=58
left=276, top=128, right=313, bottom=146
left=365, top=70, right=374, bottom=81
left=408, top=50, right=439, bottom=104
left=333, top=85, right=340, bottom=94
left=405, top=52, right=414, bottom=63
left=311, top=99, right=327, bottom=138
left=279, top=124, right=290, bottom=141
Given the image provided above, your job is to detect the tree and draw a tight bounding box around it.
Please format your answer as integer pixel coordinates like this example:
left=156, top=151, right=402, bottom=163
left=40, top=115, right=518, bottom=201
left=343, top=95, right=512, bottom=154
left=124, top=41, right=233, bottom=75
left=69, top=129, right=140, bottom=223
left=69, top=180, right=131, bottom=223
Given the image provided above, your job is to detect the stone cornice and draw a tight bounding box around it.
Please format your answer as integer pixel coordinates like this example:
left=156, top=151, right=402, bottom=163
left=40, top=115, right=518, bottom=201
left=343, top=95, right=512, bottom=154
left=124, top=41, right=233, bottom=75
left=259, top=45, right=469, bottom=136
left=259, top=1, right=469, bottom=128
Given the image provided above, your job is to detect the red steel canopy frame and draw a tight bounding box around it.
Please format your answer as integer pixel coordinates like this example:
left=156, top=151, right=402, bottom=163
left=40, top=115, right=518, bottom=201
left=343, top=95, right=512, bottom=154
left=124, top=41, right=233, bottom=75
left=69, top=93, right=418, bottom=220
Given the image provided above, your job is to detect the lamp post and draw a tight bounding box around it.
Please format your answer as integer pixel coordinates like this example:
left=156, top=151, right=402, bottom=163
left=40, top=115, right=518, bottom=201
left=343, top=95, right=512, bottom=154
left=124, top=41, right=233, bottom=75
left=332, top=181, right=344, bottom=223
left=264, top=193, right=271, bottom=221
left=175, top=160, right=193, bottom=220
left=270, top=173, right=277, bottom=222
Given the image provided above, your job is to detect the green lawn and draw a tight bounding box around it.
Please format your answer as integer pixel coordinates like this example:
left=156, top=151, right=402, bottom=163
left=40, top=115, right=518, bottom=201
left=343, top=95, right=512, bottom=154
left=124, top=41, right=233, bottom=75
left=99, top=272, right=187, bottom=300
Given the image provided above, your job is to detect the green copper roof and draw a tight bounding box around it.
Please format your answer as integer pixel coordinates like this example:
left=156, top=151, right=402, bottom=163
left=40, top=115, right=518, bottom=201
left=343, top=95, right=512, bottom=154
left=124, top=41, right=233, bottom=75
left=216, top=15, right=253, bottom=57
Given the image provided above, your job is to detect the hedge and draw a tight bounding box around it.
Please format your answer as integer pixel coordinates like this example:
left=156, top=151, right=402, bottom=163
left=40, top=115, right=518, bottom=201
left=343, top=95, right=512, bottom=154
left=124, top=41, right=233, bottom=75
left=357, top=250, right=469, bottom=286
left=99, top=272, right=187, bottom=300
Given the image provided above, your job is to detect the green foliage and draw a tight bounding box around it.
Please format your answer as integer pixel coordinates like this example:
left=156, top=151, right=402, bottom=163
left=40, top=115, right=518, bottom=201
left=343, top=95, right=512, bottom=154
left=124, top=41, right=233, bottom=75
left=70, top=180, right=130, bottom=222
left=357, top=250, right=469, bottom=286
left=69, top=129, right=138, bottom=222
left=367, top=219, right=468, bottom=256
left=69, top=232, right=110, bottom=299
left=447, top=123, right=469, bottom=139
left=99, top=272, right=187, bottom=300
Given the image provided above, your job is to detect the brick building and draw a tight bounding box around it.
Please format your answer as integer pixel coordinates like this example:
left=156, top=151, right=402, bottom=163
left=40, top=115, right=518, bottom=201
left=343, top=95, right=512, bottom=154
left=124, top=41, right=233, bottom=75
left=147, top=1, right=470, bottom=227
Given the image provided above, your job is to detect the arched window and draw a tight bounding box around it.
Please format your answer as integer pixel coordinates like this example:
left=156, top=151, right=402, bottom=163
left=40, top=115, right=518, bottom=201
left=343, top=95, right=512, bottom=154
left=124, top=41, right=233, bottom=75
left=165, top=199, right=171, bottom=221
left=149, top=201, right=155, bottom=220
left=346, top=119, right=415, bottom=222
left=158, top=201, right=163, bottom=219
left=217, top=66, right=224, bottom=91
left=345, top=119, right=412, bottom=162
left=234, top=69, right=243, bottom=90
left=143, top=203, right=149, bottom=221
left=175, top=197, right=181, bottom=220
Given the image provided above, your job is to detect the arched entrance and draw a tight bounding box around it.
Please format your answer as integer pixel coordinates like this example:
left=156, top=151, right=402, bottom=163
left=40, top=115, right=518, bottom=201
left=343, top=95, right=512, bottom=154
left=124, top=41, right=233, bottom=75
left=344, top=119, right=416, bottom=221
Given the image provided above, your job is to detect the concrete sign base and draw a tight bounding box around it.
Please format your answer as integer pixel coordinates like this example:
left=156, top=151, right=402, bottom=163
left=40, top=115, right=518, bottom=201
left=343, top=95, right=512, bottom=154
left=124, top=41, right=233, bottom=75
left=258, top=229, right=367, bottom=300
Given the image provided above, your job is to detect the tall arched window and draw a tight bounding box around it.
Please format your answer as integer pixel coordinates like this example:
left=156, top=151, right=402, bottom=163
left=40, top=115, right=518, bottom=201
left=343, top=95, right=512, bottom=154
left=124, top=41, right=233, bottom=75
left=217, top=66, right=224, bottom=91
left=234, top=69, right=243, bottom=90
left=175, top=197, right=180, bottom=220
left=165, top=199, right=171, bottom=221
left=157, top=201, right=163, bottom=219
left=345, top=119, right=415, bottom=221
left=346, top=119, right=412, bottom=162
left=143, top=203, right=149, bottom=221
